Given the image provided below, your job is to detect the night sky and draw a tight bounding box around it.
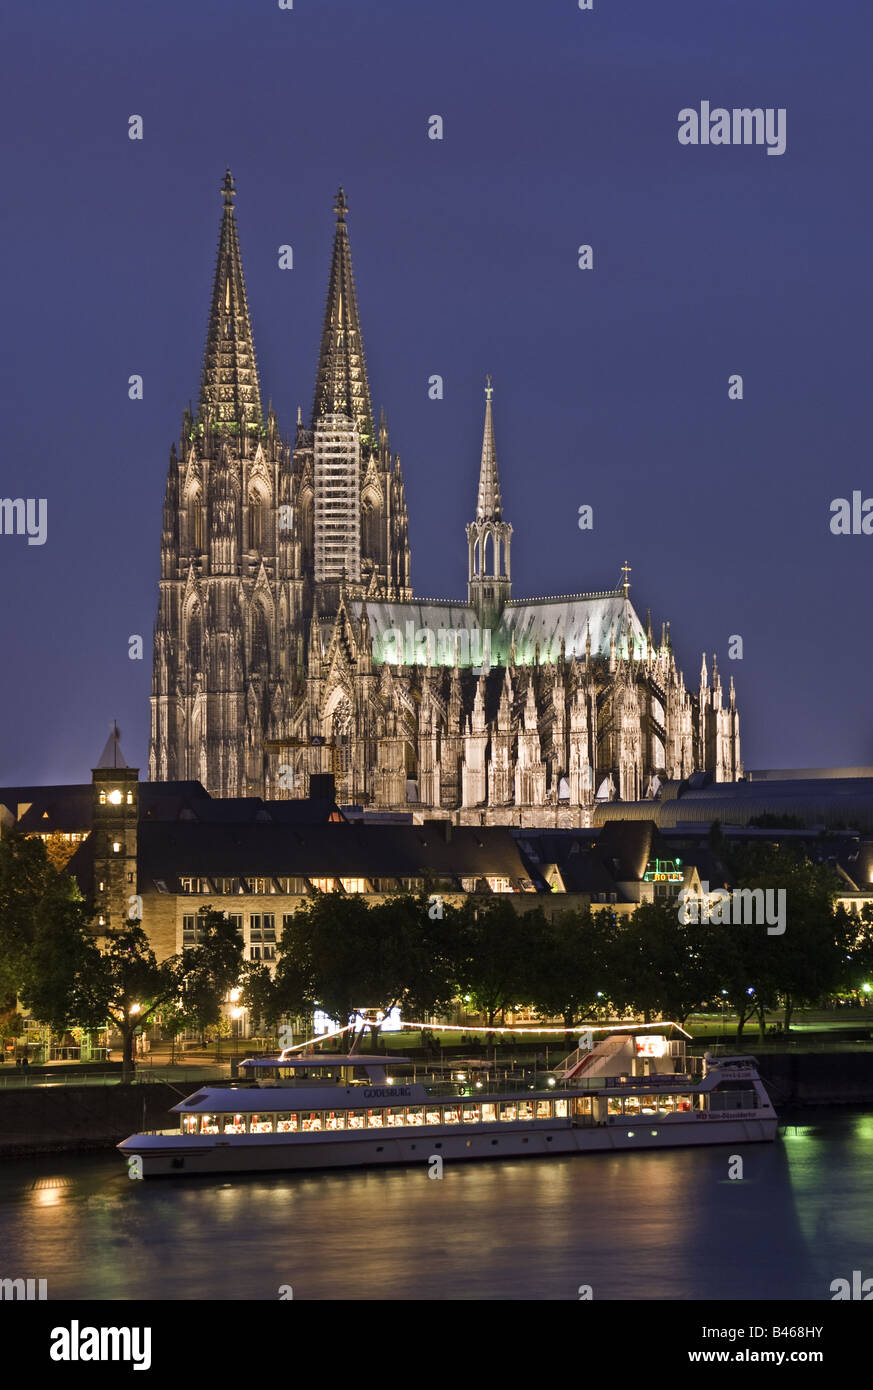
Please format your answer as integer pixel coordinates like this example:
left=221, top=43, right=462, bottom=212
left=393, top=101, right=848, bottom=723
left=2, top=0, right=871, bottom=784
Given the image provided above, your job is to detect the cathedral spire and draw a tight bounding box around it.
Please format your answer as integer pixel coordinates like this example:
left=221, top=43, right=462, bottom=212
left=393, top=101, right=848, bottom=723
left=198, top=170, right=263, bottom=431
left=475, top=375, right=503, bottom=522
left=467, top=377, right=512, bottom=626
left=311, top=187, right=374, bottom=451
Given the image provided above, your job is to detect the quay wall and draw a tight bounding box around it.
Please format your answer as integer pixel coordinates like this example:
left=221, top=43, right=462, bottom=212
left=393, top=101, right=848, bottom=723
left=0, top=1082, right=192, bottom=1158
left=754, top=1051, right=873, bottom=1107
left=1, top=1053, right=872, bottom=1157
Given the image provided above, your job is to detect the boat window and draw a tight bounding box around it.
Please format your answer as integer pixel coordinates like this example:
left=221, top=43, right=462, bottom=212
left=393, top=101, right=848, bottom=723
left=276, top=1112, right=298, bottom=1133
left=200, top=1115, right=220, bottom=1134
left=676, top=1095, right=693, bottom=1113
left=222, top=1113, right=247, bottom=1133
left=301, top=1111, right=323, bottom=1132
left=462, top=1103, right=480, bottom=1124
left=498, top=1102, right=518, bottom=1122
left=555, top=1099, right=569, bottom=1119
left=607, top=1097, right=623, bottom=1115
left=181, top=1114, right=198, bottom=1135
left=639, top=1095, right=658, bottom=1115
left=442, top=1105, right=462, bottom=1124
left=405, top=1106, right=425, bottom=1126
left=481, top=1102, right=498, bottom=1123
left=535, top=1099, right=552, bottom=1119
left=572, top=1097, right=592, bottom=1116
left=657, top=1095, right=676, bottom=1114
left=517, top=1100, right=534, bottom=1122
left=348, top=1111, right=366, bottom=1130
left=324, top=1111, right=346, bottom=1131
left=624, top=1096, right=641, bottom=1116
left=250, top=1114, right=274, bottom=1133
left=367, top=1109, right=385, bottom=1128
left=424, top=1105, right=441, bottom=1126
left=385, top=1107, right=405, bottom=1127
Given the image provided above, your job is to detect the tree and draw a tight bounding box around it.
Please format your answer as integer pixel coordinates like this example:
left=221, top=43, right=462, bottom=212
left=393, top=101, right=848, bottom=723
left=610, top=899, right=718, bottom=1026
left=528, top=905, right=615, bottom=1028
left=177, top=908, right=245, bottom=1043
left=724, top=846, right=844, bottom=1035
left=274, top=890, right=457, bottom=1050
left=450, top=897, right=538, bottom=1027
left=0, top=832, right=69, bottom=1013
left=70, top=922, right=180, bottom=1081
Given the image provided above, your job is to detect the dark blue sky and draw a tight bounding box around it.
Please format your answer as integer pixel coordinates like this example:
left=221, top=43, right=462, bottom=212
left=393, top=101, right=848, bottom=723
left=1, top=0, right=871, bottom=784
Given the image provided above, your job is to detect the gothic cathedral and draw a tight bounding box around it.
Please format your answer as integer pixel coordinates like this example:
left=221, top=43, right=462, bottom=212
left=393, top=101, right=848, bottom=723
left=150, top=172, right=742, bottom=826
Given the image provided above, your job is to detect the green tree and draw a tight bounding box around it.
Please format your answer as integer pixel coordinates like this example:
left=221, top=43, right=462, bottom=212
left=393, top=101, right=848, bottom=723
left=528, top=905, right=616, bottom=1028
left=177, top=907, right=245, bottom=1042
left=274, top=891, right=457, bottom=1050
left=451, top=897, right=538, bottom=1027
left=70, top=922, right=180, bottom=1081
left=610, top=899, right=718, bottom=1026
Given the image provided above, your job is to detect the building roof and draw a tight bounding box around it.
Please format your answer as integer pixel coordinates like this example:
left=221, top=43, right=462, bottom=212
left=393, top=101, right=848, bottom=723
left=352, top=591, right=648, bottom=667
left=594, top=777, right=873, bottom=832
left=135, top=821, right=531, bottom=891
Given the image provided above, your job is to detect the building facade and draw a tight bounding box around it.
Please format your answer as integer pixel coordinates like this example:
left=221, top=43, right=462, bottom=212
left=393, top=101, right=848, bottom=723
left=150, top=173, right=742, bottom=826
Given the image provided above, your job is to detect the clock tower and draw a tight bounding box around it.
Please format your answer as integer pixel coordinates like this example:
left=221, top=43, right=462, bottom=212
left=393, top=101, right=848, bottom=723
left=91, top=723, right=139, bottom=932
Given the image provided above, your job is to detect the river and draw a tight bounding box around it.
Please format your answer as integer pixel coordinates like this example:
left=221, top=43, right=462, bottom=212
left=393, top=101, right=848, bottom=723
left=0, top=1108, right=870, bottom=1300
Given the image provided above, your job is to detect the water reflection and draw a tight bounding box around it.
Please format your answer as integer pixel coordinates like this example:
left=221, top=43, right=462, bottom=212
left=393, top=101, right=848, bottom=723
left=0, top=1110, right=870, bottom=1301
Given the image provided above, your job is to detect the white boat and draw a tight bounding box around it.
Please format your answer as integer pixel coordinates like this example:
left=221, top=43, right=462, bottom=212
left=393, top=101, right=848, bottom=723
left=118, top=1028, right=778, bottom=1177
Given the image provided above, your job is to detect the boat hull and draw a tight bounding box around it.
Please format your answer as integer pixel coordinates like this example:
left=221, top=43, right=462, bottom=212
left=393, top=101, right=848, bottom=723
left=120, top=1114, right=778, bottom=1178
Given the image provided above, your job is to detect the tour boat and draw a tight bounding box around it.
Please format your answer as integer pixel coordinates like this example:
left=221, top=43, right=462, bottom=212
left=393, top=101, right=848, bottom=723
left=118, top=1028, right=778, bottom=1177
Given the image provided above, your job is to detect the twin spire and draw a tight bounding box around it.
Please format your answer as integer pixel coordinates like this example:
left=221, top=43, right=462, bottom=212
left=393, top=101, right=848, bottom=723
left=199, top=170, right=263, bottom=430
left=311, top=186, right=375, bottom=451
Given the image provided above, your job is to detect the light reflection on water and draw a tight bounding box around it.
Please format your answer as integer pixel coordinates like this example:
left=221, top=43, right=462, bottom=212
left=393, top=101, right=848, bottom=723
left=0, top=1110, right=871, bottom=1300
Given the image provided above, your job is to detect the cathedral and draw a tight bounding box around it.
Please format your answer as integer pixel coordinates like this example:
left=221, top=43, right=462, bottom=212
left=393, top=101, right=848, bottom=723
left=150, top=172, right=742, bottom=827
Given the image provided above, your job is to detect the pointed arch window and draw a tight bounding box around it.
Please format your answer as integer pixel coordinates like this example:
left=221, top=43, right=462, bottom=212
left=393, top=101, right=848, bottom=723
left=187, top=606, right=203, bottom=674
left=189, top=488, right=203, bottom=552
left=250, top=606, right=270, bottom=673
left=249, top=492, right=263, bottom=551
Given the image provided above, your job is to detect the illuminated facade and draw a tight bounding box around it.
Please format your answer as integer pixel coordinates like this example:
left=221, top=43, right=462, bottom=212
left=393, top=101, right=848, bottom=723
left=150, top=174, right=742, bottom=824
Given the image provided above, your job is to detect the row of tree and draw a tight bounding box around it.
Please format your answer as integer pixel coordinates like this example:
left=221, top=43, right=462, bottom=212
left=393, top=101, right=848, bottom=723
left=252, top=844, right=873, bottom=1043
left=2, top=832, right=872, bottom=1077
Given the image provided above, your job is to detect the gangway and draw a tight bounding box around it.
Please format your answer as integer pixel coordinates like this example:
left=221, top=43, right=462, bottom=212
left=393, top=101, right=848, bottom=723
left=552, top=1033, right=629, bottom=1081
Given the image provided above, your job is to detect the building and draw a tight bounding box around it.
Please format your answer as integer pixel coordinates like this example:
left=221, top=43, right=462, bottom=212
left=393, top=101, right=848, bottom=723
left=146, top=171, right=742, bottom=822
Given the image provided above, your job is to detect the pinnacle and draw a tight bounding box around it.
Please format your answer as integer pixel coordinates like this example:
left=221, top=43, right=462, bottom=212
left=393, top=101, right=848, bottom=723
left=475, top=375, right=503, bottom=522
left=198, top=171, right=263, bottom=431
left=312, top=188, right=374, bottom=448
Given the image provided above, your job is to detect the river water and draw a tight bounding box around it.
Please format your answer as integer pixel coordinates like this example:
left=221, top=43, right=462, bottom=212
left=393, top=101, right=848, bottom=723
left=0, top=1108, right=870, bottom=1301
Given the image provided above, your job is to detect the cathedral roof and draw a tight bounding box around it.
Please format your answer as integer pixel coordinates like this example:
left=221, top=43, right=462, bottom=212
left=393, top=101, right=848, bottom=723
left=501, top=595, right=647, bottom=663
left=311, top=188, right=374, bottom=450
left=198, top=170, right=263, bottom=429
left=350, top=591, right=648, bottom=666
